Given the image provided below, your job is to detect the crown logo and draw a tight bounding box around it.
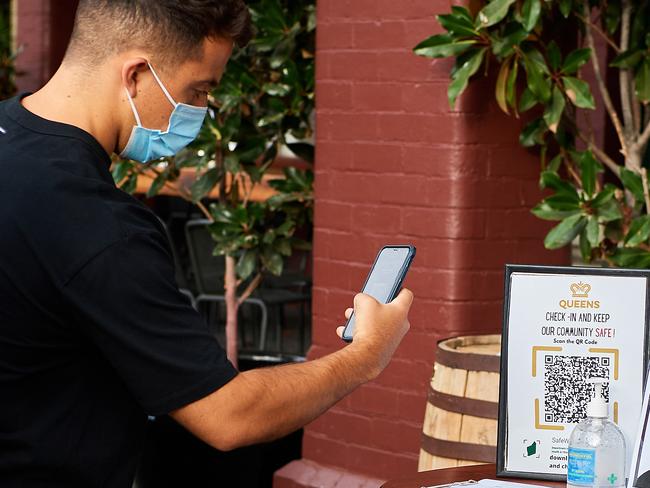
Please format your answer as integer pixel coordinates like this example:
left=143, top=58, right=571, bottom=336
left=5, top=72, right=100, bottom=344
left=570, top=282, right=591, bottom=298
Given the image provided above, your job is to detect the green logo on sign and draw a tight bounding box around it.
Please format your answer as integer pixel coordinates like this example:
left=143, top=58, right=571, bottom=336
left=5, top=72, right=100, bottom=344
left=608, top=474, right=618, bottom=485
left=526, top=442, right=537, bottom=456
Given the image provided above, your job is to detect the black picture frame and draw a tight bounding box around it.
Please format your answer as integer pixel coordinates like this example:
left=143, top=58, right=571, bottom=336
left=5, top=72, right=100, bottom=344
left=497, top=264, right=650, bottom=481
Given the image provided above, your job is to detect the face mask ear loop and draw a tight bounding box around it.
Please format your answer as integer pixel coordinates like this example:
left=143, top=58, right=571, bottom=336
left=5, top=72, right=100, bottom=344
left=147, top=62, right=178, bottom=108
left=124, top=88, right=143, bottom=127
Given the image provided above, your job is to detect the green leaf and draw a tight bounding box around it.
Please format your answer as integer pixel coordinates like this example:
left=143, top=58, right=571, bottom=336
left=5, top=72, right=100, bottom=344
left=544, top=214, right=586, bottom=249
left=586, top=215, right=600, bottom=247
left=277, top=222, right=294, bottom=240
left=561, top=48, right=592, bottom=75
left=248, top=33, right=285, bottom=52
left=270, top=37, right=295, bottom=69
left=558, top=0, right=572, bottom=18
left=262, top=247, right=283, bottom=276
left=579, top=150, right=603, bottom=197
left=543, top=193, right=581, bottom=209
left=437, top=13, right=478, bottom=37
left=563, top=76, right=596, bottom=109
left=547, top=153, right=562, bottom=173
left=521, top=0, right=541, bottom=31
left=224, top=154, right=241, bottom=174
left=604, top=1, right=621, bottom=35
left=413, top=35, right=477, bottom=58
left=236, top=250, right=257, bottom=280
left=543, top=86, right=566, bottom=133
left=496, top=58, right=511, bottom=114
left=451, top=6, right=473, bottom=22
left=547, top=41, right=562, bottom=71
left=579, top=227, right=592, bottom=262
left=620, top=168, right=645, bottom=203
left=540, top=170, right=579, bottom=196
left=531, top=200, right=580, bottom=220
left=506, top=58, right=519, bottom=113
left=111, top=160, right=133, bottom=184
left=262, top=83, right=291, bottom=96
left=519, top=87, right=538, bottom=112
left=610, top=50, right=644, bottom=69
left=520, top=117, right=547, bottom=147
left=263, top=229, right=277, bottom=245
left=526, top=48, right=550, bottom=75
left=491, top=24, right=528, bottom=58
left=590, top=184, right=617, bottom=208
left=635, top=57, right=650, bottom=103
left=448, top=48, right=487, bottom=107
left=523, top=50, right=551, bottom=102
left=596, top=199, right=622, bottom=222
left=120, top=173, right=138, bottom=195
left=146, top=168, right=169, bottom=198
left=625, top=216, right=650, bottom=247
left=257, top=112, right=285, bottom=127
left=477, top=0, right=517, bottom=27
left=191, top=167, right=224, bottom=203
left=274, top=237, right=292, bottom=257
left=611, top=248, right=650, bottom=268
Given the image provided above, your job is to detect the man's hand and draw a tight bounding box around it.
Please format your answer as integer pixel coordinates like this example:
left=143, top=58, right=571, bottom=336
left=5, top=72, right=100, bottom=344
left=337, top=289, right=413, bottom=380
left=171, top=289, right=414, bottom=451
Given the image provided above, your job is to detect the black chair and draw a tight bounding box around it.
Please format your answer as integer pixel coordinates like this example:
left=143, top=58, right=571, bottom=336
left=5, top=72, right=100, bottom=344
left=184, top=219, right=310, bottom=354
left=259, top=249, right=312, bottom=353
left=185, top=219, right=269, bottom=350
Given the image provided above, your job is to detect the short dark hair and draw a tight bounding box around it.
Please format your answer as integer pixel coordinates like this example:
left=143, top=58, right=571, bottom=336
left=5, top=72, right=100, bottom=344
left=65, top=0, right=252, bottom=67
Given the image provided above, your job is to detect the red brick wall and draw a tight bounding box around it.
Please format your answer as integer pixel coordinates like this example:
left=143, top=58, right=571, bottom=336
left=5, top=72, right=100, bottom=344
left=14, top=0, right=78, bottom=93
left=277, top=0, right=570, bottom=485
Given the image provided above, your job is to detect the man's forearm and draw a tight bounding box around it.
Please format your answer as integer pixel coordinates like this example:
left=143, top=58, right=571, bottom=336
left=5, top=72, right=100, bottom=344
left=171, top=344, right=375, bottom=450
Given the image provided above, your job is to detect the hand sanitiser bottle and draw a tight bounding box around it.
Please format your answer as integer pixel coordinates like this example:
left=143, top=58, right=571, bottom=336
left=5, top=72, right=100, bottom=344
left=567, top=379, right=626, bottom=488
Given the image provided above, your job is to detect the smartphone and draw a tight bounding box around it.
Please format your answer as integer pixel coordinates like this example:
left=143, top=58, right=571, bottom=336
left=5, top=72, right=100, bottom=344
left=341, top=245, right=416, bottom=342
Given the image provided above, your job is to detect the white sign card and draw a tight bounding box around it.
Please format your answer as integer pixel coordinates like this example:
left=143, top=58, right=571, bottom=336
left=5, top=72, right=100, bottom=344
left=497, top=265, right=650, bottom=481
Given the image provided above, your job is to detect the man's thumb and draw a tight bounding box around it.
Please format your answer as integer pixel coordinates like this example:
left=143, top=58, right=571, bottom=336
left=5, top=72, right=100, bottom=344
left=391, top=288, right=414, bottom=309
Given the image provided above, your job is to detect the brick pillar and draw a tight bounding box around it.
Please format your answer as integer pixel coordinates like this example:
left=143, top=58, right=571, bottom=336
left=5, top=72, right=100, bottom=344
left=275, top=0, right=570, bottom=486
left=14, top=0, right=77, bottom=93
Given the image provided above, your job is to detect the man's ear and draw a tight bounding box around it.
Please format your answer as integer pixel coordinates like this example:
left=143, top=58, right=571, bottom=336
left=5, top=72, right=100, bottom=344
left=121, top=58, right=149, bottom=98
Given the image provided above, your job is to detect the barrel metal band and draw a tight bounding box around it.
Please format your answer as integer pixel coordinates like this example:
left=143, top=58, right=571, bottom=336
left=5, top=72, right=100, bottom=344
left=435, top=346, right=501, bottom=373
left=427, top=387, right=499, bottom=420
left=421, top=433, right=495, bottom=463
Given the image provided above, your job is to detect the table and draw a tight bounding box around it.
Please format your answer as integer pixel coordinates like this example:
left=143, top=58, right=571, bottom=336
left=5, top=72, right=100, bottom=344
left=382, top=464, right=566, bottom=488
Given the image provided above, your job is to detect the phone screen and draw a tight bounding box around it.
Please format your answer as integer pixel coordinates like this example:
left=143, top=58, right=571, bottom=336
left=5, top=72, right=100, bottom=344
left=343, top=246, right=412, bottom=340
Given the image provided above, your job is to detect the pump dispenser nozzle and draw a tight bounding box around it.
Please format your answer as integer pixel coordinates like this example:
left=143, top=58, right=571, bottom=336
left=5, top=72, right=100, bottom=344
left=586, top=378, right=608, bottom=418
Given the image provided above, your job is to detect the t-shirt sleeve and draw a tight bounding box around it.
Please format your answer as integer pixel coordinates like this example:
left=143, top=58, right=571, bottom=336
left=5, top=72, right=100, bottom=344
left=61, top=230, right=238, bottom=416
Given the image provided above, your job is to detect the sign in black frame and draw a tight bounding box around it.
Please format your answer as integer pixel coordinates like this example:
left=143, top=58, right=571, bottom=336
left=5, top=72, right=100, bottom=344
left=497, top=264, right=650, bottom=481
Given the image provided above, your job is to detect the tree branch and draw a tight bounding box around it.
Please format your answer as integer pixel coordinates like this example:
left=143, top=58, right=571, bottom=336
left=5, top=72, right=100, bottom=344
left=237, top=272, right=263, bottom=306
left=582, top=2, right=628, bottom=157
left=578, top=133, right=622, bottom=176
left=638, top=120, right=650, bottom=150
left=574, top=12, right=620, bottom=53
left=642, top=168, right=650, bottom=214
left=618, top=0, right=635, bottom=143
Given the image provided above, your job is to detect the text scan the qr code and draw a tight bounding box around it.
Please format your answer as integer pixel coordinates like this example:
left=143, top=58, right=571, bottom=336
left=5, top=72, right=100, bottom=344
left=543, top=355, right=610, bottom=424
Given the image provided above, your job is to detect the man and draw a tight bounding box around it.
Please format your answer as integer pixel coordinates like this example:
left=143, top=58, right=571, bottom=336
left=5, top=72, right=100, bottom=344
left=0, top=1, right=413, bottom=486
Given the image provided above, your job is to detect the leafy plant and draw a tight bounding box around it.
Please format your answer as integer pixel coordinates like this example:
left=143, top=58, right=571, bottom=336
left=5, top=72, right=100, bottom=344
left=415, top=0, right=650, bottom=267
left=112, top=0, right=315, bottom=364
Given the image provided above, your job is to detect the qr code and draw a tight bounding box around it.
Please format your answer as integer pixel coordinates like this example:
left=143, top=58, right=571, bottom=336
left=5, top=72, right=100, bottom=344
left=543, top=355, right=610, bottom=424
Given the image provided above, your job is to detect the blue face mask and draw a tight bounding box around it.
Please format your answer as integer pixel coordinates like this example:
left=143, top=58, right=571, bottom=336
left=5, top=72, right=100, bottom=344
left=120, top=62, right=208, bottom=163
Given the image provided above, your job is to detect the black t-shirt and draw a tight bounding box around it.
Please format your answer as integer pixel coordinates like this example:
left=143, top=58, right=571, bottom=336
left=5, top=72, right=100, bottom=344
left=0, top=95, right=238, bottom=487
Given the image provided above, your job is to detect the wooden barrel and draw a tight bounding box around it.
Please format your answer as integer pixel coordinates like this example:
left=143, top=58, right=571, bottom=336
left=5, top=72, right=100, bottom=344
left=418, top=334, right=501, bottom=471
